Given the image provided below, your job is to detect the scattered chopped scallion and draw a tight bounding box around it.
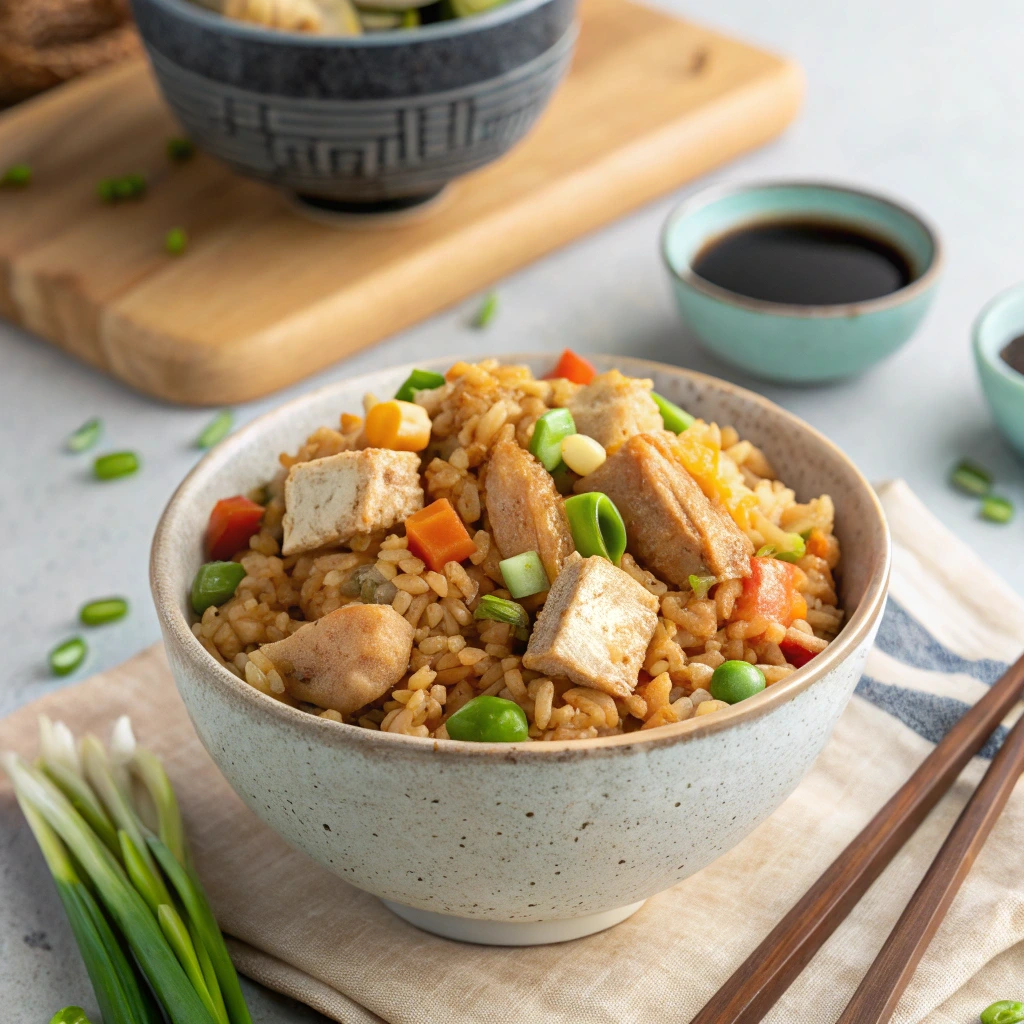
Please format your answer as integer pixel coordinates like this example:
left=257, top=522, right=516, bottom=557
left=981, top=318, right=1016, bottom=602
left=651, top=391, right=695, bottom=433
left=499, top=551, right=549, bottom=599
left=755, top=544, right=777, bottom=558
left=79, top=597, right=129, bottom=626
left=196, top=409, right=233, bottom=449
left=775, top=535, right=806, bottom=563
left=167, top=137, right=196, bottom=162
left=165, top=227, right=188, bottom=255
left=50, top=637, right=87, bottom=677
left=981, top=495, right=1014, bottom=524
left=394, top=369, right=446, bottom=402
left=94, top=451, right=140, bottom=481
left=98, top=174, right=146, bottom=203
left=529, top=408, right=576, bottom=472
left=472, top=291, right=498, bottom=329
left=950, top=460, right=993, bottom=497
left=689, top=574, right=716, bottom=600
left=66, top=417, right=102, bottom=453
left=473, top=594, right=530, bottom=640
left=2, top=163, right=31, bottom=186
left=564, top=491, right=627, bottom=565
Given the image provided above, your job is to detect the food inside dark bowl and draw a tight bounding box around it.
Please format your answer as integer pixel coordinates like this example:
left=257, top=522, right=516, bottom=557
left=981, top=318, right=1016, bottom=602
left=189, top=354, right=844, bottom=742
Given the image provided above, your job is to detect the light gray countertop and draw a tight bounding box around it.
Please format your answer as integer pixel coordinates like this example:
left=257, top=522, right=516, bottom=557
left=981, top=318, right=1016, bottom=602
left=4, top=0, right=1024, bottom=1019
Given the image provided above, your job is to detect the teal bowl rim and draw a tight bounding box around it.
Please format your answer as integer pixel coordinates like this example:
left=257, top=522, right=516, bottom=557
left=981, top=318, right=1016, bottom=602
left=141, top=0, right=552, bottom=46
left=972, top=281, right=1024, bottom=388
left=660, top=180, right=944, bottom=320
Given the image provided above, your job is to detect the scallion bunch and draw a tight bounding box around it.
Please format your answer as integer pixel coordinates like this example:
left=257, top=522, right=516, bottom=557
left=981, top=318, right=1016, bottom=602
left=3, top=717, right=251, bottom=1024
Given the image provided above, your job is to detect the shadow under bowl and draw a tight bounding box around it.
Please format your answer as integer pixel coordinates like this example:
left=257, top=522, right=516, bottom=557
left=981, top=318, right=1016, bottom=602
left=130, top=0, right=577, bottom=208
left=973, top=283, right=1024, bottom=457
left=661, top=181, right=943, bottom=384
left=150, top=354, right=890, bottom=945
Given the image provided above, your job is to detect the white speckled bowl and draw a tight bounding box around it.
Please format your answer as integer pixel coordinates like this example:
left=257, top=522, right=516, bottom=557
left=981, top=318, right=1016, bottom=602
left=151, top=354, right=889, bottom=945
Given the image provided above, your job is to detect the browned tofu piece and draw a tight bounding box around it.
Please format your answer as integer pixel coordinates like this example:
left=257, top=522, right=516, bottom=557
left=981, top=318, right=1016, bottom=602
left=282, top=448, right=423, bottom=556
left=483, top=438, right=575, bottom=584
left=523, top=555, right=659, bottom=699
left=261, top=604, right=414, bottom=715
left=576, top=433, right=753, bottom=586
left=564, top=370, right=663, bottom=451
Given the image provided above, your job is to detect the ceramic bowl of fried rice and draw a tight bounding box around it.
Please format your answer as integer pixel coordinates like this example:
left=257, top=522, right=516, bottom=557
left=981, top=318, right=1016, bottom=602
left=151, top=353, right=889, bottom=945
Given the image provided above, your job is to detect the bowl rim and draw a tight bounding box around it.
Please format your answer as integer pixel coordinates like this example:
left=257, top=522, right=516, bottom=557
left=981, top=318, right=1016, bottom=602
left=660, top=179, right=943, bottom=320
left=137, top=0, right=558, bottom=46
left=150, top=352, right=891, bottom=761
left=972, top=281, right=1024, bottom=389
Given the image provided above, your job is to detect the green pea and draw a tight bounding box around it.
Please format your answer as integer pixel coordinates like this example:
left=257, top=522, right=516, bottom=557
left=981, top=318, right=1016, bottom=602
left=94, top=451, right=140, bottom=480
left=191, top=561, right=247, bottom=614
left=79, top=597, right=129, bottom=626
left=981, top=1001, right=1024, bottom=1024
left=50, top=637, right=87, bottom=677
left=445, top=695, right=529, bottom=743
left=710, top=660, right=766, bottom=704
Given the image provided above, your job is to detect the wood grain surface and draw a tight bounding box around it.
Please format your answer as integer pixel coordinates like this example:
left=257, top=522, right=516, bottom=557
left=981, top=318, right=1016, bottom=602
left=0, top=0, right=802, bottom=405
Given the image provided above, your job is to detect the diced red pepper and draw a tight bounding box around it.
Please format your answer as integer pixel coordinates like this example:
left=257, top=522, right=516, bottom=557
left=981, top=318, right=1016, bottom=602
left=734, top=556, right=807, bottom=629
left=206, top=495, right=265, bottom=561
left=405, top=498, right=478, bottom=573
left=779, top=639, right=818, bottom=668
left=545, top=348, right=596, bottom=385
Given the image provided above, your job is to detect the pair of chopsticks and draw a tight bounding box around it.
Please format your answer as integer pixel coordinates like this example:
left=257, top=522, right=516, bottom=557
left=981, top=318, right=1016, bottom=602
left=692, top=651, right=1024, bottom=1024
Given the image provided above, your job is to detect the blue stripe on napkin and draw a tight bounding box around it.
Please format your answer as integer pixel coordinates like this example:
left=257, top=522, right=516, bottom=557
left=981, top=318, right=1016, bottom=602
left=853, top=600, right=1010, bottom=759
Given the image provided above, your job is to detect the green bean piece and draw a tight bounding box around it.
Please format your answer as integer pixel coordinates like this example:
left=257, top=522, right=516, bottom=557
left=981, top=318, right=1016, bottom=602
left=191, top=562, right=247, bottom=614
left=950, top=459, right=993, bottom=497
left=651, top=391, right=695, bottom=433
left=165, top=227, right=188, bottom=256
left=79, top=597, right=129, bottom=626
left=445, top=696, right=528, bottom=742
left=167, top=137, right=196, bottom=162
left=689, top=574, right=716, bottom=600
left=66, top=417, right=102, bottom=453
left=93, top=451, right=140, bottom=481
left=529, top=408, right=576, bottom=472
left=472, top=291, right=499, bottom=329
left=195, top=409, right=233, bottom=448
left=980, top=1001, right=1024, bottom=1024
left=49, top=1009, right=93, bottom=1024
left=710, top=661, right=766, bottom=704
left=564, top=491, right=627, bottom=565
left=50, top=637, right=87, bottom=677
left=981, top=495, right=1014, bottom=524
left=2, top=163, right=31, bottom=186
left=394, top=369, right=446, bottom=402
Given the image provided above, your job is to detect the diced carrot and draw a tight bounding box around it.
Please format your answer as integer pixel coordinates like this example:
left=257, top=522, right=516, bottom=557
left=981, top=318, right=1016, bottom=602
left=364, top=400, right=431, bottom=451
left=734, top=556, right=805, bottom=629
left=405, top=499, right=478, bottom=573
left=207, top=495, right=265, bottom=560
left=545, top=348, right=596, bottom=385
left=806, top=528, right=830, bottom=559
left=780, top=639, right=817, bottom=668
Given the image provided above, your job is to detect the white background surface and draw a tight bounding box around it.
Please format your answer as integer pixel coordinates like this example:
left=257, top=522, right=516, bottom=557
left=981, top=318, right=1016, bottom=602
left=4, top=0, right=1024, bottom=1019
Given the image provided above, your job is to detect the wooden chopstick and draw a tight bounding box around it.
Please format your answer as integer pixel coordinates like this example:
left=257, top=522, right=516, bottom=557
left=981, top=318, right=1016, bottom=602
left=690, top=649, right=1024, bottom=1024
left=837, top=707, right=1024, bottom=1023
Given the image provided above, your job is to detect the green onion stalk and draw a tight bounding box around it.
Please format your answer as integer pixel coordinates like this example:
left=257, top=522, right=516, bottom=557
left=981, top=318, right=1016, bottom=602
left=3, top=716, right=251, bottom=1024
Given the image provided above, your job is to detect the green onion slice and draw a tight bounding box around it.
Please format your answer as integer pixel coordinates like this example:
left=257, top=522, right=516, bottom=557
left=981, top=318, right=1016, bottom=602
left=651, top=391, right=695, bottom=433
left=755, top=544, right=776, bottom=558
left=94, top=451, right=140, bottom=481
left=67, top=417, right=102, bottom=453
left=775, top=535, right=806, bottom=563
left=80, top=597, right=129, bottom=626
left=394, top=369, right=446, bottom=402
left=50, top=637, right=87, bottom=677
left=167, top=137, right=195, bottom=162
left=474, top=594, right=530, bottom=640
left=950, top=460, right=992, bottom=497
left=191, top=562, right=246, bottom=614
left=165, top=228, right=188, bottom=256
left=981, top=495, right=1014, bottom=524
left=529, top=408, right=576, bottom=472
left=564, top=491, right=627, bottom=565
left=196, top=410, right=233, bottom=449
left=1, top=163, right=31, bottom=186
left=499, top=551, right=549, bottom=598
left=689, top=574, right=716, bottom=600
left=472, top=291, right=498, bottom=329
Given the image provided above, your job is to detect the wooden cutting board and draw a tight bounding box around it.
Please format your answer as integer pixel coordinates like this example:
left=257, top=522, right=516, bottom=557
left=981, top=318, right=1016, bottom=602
left=0, top=0, right=802, bottom=406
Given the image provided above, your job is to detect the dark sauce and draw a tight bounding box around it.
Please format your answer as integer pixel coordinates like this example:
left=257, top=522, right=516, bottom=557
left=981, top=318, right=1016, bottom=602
left=1000, top=335, right=1024, bottom=376
left=692, top=220, right=915, bottom=306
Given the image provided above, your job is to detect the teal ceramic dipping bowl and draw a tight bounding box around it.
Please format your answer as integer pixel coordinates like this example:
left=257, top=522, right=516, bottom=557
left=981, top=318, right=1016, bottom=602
left=973, top=283, right=1024, bottom=457
left=661, top=182, right=942, bottom=383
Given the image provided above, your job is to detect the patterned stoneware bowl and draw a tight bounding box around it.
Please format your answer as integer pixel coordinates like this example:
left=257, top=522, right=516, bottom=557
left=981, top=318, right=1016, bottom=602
left=130, top=0, right=577, bottom=212
left=151, top=354, right=890, bottom=945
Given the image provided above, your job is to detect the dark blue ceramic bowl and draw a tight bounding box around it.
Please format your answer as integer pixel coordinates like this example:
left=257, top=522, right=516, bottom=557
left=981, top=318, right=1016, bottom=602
left=132, top=0, right=577, bottom=211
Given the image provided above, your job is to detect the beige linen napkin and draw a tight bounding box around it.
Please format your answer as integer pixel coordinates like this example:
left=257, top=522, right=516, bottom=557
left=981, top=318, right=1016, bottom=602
left=2, top=479, right=1023, bottom=1024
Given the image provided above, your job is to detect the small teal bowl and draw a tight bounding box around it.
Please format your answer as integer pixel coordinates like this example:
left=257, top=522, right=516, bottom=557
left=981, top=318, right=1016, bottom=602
left=973, top=283, right=1024, bottom=457
left=661, top=182, right=943, bottom=384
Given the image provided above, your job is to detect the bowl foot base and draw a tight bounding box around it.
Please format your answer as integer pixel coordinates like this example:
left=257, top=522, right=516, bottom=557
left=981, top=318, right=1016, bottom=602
left=380, top=898, right=646, bottom=946
left=291, top=187, right=450, bottom=225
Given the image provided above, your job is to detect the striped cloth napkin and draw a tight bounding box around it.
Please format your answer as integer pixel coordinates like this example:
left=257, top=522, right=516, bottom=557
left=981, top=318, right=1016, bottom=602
left=2, top=478, right=1022, bottom=1023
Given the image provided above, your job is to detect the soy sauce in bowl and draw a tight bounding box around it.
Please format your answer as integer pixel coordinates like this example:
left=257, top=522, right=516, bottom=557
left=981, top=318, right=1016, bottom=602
left=999, top=334, right=1024, bottom=376
left=691, top=220, right=915, bottom=306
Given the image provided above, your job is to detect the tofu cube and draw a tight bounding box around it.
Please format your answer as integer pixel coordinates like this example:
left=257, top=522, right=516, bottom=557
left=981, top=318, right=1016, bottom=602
left=282, top=448, right=423, bottom=556
left=523, top=555, right=660, bottom=699
left=565, top=370, right=663, bottom=452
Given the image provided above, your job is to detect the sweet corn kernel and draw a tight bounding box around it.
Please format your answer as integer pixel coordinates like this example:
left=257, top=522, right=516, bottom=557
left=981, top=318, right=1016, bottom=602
left=560, top=433, right=606, bottom=476
left=365, top=400, right=432, bottom=452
